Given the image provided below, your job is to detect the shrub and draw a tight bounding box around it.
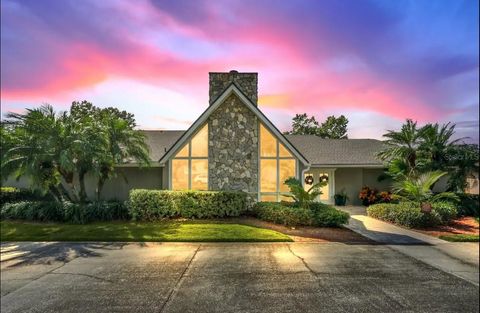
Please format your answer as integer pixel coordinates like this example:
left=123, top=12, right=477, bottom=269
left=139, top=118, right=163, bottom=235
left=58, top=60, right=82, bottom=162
left=1, top=200, right=129, bottom=224
left=456, top=194, right=479, bottom=217
left=0, top=187, right=49, bottom=205
left=358, top=186, right=392, bottom=206
left=128, top=189, right=247, bottom=221
left=252, top=201, right=349, bottom=227
left=367, top=201, right=457, bottom=228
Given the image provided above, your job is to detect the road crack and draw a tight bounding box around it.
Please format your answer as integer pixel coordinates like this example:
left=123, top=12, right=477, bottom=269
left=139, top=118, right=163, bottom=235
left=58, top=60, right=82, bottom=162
left=287, top=244, right=318, bottom=277
left=158, top=244, right=201, bottom=313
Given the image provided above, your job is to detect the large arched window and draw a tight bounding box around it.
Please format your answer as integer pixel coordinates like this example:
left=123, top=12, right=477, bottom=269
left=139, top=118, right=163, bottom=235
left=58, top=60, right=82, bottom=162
left=172, top=124, right=208, bottom=190
left=259, top=124, right=296, bottom=201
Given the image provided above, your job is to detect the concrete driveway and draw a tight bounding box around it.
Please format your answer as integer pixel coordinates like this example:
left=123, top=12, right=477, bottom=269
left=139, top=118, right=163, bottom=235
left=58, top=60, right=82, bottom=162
left=1, top=242, right=478, bottom=313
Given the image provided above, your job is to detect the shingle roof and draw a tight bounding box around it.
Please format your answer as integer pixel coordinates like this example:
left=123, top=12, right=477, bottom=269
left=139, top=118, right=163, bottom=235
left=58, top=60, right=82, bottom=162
left=142, top=130, right=185, bottom=162
left=143, top=130, right=385, bottom=167
left=285, top=135, right=385, bottom=166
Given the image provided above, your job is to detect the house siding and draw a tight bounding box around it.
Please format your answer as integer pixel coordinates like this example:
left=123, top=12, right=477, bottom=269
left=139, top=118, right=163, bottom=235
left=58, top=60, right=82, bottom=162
left=208, top=93, right=259, bottom=196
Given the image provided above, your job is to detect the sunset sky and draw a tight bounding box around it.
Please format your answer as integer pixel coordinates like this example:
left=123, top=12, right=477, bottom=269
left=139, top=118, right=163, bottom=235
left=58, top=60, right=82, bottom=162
left=1, top=0, right=479, bottom=142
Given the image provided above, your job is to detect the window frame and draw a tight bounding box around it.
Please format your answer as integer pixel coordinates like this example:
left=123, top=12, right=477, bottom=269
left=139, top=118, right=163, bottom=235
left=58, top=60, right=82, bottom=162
left=170, top=124, right=209, bottom=190
left=258, top=123, right=298, bottom=201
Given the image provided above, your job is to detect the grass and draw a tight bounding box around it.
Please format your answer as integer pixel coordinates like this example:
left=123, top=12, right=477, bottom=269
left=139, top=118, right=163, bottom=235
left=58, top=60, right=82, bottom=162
left=0, top=220, right=292, bottom=242
left=439, top=234, right=479, bottom=242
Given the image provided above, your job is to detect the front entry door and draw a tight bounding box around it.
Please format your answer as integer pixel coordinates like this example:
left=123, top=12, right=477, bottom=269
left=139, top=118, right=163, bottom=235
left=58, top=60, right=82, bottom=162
left=303, top=169, right=335, bottom=203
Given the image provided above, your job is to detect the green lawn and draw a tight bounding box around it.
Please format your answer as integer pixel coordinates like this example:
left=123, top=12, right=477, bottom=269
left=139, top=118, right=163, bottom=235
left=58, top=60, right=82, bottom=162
left=0, top=220, right=292, bottom=242
left=439, top=234, right=479, bottom=242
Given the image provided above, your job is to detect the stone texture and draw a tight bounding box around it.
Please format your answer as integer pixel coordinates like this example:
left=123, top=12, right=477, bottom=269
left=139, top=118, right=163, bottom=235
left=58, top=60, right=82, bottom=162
left=208, top=93, right=258, bottom=195
left=209, top=71, right=258, bottom=105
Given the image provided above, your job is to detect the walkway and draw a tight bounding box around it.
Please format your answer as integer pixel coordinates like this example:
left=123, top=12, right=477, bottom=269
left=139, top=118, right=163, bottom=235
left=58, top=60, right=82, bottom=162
left=339, top=206, right=480, bottom=285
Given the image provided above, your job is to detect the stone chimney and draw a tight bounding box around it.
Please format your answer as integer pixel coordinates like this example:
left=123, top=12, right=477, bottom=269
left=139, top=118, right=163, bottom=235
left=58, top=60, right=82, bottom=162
left=209, top=70, right=258, bottom=105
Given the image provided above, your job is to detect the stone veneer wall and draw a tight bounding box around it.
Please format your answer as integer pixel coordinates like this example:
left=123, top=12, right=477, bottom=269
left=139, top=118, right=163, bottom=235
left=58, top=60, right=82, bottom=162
left=208, top=93, right=258, bottom=194
left=209, top=71, right=258, bottom=105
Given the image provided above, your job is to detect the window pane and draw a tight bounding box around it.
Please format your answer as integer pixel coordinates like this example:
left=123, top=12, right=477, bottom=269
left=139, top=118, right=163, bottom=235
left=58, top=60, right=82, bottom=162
left=261, top=194, right=277, bottom=202
left=191, top=124, right=208, bottom=157
left=176, top=144, right=189, bottom=158
left=279, top=159, right=296, bottom=192
left=279, top=143, right=293, bottom=158
left=191, top=159, right=208, bottom=190
left=172, top=159, right=188, bottom=190
left=260, top=124, right=277, bottom=157
left=260, top=159, right=277, bottom=192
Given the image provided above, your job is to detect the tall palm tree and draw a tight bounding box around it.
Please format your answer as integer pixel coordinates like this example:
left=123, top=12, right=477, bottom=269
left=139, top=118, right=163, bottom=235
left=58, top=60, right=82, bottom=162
left=1, top=105, right=68, bottom=200
left=418, top=122, right=465, bottom=171
left=94, top=113, right=150, bottom=200
left=378, top=119, right=421, bottom=174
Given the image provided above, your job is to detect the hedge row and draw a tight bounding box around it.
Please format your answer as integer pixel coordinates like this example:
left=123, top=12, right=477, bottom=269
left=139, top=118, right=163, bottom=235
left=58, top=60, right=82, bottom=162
left=252, top=202, right=349, bottom=227
left=367, top=201, right=457, bottom=228
left=128, top=189, right=248, bottom=220
left=0, top=187, right=50, bottom=205
left=1, top=200, right=129, bottom=224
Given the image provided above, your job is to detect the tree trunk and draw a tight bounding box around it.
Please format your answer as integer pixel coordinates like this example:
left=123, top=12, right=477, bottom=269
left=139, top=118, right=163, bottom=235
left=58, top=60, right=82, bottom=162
left=78, top=170, right=88, bottom=203
left=95, top=176, right=106, bottom=201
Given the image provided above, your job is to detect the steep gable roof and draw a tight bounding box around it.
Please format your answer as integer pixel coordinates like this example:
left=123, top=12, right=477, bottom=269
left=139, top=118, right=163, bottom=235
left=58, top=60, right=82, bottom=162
left=159, top=83, right=310, bottom=165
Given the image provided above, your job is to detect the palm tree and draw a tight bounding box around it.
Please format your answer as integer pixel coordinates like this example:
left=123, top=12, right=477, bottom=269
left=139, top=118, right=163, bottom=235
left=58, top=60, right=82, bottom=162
left=378, top=119, right=421, bottom=175
left=393, top=171, right=458, bottom=205
left=94, top=112, right=150, bottom=200
left=283, top=177, right=325, bottom=207
left=1, top=105, right=68, bottom=200
left=418, top=122, right=465, bottom=171
left=446, top=144, right=479, bottom=192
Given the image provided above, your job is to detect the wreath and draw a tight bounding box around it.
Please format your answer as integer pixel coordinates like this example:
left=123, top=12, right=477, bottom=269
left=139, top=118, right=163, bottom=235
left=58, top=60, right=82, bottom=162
left=304, top=175, right=314, bottom=185
left=319, top=174, right=329, bottom=183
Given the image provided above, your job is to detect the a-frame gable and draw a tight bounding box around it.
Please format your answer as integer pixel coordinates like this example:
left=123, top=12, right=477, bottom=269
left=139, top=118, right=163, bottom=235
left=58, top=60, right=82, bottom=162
left=159, top=84, right=310, bottom=166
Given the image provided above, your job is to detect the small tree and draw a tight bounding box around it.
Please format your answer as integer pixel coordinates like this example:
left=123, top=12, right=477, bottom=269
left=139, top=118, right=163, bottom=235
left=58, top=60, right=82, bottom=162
left=393, top=171, right=458, bottom=206
left=282, top=177, right=326, bottom=207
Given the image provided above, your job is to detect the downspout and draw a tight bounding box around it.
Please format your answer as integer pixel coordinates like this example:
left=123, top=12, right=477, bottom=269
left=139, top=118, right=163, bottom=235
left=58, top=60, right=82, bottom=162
left=301, top=164, right=311, bottom=187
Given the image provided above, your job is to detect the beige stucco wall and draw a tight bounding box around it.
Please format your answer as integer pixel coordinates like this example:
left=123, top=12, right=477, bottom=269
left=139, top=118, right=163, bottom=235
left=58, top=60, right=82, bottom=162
left=3, top=167, right=163, bottom=201
left=83, top=167, right=163, bottom=201
left=332, top=167, right=391, bottom=205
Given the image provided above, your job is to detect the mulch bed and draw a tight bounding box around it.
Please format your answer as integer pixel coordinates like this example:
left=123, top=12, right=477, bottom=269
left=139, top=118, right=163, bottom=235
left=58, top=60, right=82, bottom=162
left=415, top=217, right=479, bottom=237
left=228, top=217, right=373, bottom=243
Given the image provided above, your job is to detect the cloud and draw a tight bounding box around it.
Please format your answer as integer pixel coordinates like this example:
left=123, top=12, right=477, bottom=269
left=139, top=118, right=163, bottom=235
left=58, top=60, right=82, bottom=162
left=0, top=0, right=478, bottom=141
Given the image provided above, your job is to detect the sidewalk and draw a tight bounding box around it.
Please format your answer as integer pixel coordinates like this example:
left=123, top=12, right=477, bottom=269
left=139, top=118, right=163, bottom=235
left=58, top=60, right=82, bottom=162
left=339, top=206, right=480, bottom=286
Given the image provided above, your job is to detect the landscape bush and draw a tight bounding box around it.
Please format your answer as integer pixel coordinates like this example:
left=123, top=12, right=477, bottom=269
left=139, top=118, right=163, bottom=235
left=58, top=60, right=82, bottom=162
left=252, top=201, right=349, bottom=227
left=456, top=193, right=479, bottom=217
left=0, top=187, right=50, bottom=205
left=128, top=189, right=248, bottom=221
left=367, top=201, right=458, bottom=228
left=1, top=200, right=129, bottom=224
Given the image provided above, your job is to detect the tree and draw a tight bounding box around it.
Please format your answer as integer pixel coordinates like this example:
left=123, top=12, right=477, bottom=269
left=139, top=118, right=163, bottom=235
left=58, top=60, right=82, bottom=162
left=95, top=106, right=150, bottom=200
left=318, top=115, right=348, bottom=139
left=378, top=119, right=421, bottom=175
left=418, top=122, right=464, bottom=172
left=284, top=113, right=319, bottom=135
left=284, top=113, right=348, bottom=139
left=446, top=144, right=479, bottom=192
left=1, top=105, right=69, bottom=200
left=1, top=101, right=150, bottom=203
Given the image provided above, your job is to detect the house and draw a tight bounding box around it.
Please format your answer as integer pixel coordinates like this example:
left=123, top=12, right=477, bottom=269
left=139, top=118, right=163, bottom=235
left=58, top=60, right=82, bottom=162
left=7, top=71, right=391, bottom=204
left=92, top=71, right=390, bottom=204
